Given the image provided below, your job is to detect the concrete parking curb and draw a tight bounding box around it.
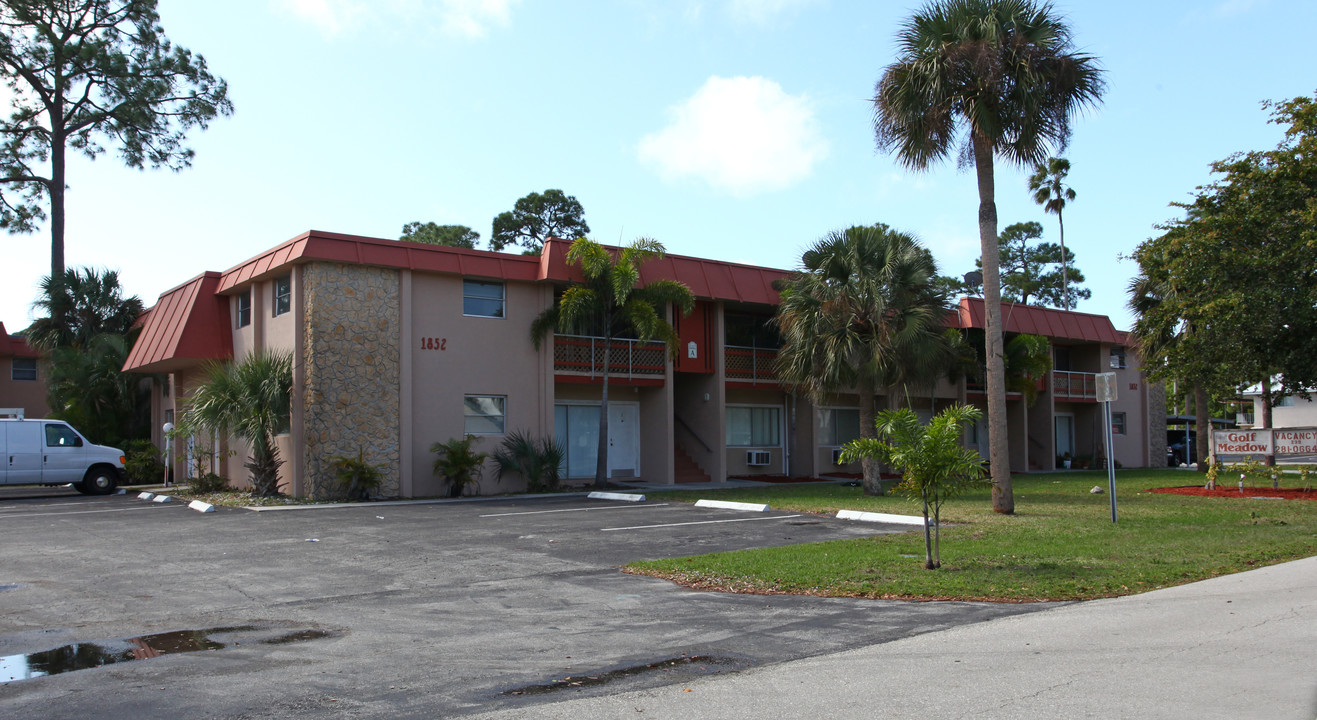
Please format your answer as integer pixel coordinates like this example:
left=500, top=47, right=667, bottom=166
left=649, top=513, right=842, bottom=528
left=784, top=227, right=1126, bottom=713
left=836, top=509, right=926, bottom=525
left=587, top=491, right=646, bottom=502
left=187, top=500, right=216, bottom=513
left=695, top=499, right=770, bottom=512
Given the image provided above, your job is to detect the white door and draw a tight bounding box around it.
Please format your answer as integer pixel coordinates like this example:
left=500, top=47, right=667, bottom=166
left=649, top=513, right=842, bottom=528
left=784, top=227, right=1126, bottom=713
left=4, top=422, right=42, bottom=484
left=42, top=422, right=87, bottom=484
left=607, top=404, right=639, bottom=478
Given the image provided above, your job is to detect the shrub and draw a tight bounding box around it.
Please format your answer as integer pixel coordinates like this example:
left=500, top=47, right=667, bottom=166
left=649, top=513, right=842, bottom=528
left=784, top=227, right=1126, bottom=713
left=327, top=449, right=384, bottom=501
left=431, top=435, right=488, bottom=498
left=123, top=439, right=165, bottom=485
left=492, top=430, right=565, bottom=493
left=190, top=472, right=229, bottom=493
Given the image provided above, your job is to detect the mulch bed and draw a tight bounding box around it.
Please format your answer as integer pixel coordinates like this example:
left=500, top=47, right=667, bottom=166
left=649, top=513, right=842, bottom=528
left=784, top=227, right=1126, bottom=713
left=1149, top=486, right=1317, bottom=501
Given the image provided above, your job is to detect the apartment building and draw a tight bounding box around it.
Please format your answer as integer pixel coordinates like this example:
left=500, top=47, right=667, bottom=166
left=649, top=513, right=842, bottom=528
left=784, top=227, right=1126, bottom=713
left=0, top=322, right=48, bottom=418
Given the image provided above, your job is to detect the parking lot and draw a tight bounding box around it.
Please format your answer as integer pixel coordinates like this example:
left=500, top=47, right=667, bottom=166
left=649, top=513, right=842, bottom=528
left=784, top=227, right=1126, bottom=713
left=0, top=488, right=1047, bottom=719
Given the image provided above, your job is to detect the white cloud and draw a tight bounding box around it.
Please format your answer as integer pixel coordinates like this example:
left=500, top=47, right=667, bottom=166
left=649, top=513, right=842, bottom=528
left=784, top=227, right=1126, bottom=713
left=272, top=0, right=514, bottom=39
left=637, top=76, right=828, bottom=197
left=1213, top=0, right=1266, bottom=17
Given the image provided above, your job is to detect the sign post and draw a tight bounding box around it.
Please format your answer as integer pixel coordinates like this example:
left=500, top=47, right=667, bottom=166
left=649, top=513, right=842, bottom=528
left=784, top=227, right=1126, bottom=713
left=1096, top=373, right=1118, bottom=523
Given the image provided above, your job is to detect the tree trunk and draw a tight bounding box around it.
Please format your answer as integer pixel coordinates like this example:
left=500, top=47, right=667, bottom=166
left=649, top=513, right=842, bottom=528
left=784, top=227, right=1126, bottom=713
left=1194, top=384, right=1210, bottom=475
left=595, top=334, right=611, bottom=489
left=857, top=377, right=882, bottom=496
left=932, top=504, right=942, bottom=569
left=1260, top=377, right=1274, bottom=467
left=973, top=133, right=1013, bottom=514
left=921, top=489, right=934, bottom=570
left=1057, top=209, right=1070, bottom=310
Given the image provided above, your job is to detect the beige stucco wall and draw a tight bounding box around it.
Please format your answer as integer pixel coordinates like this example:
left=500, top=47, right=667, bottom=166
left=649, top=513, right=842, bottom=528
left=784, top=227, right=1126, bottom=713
left=1, top=357, right=49, bottom=418
left=302, top=263, right=401, bottom=499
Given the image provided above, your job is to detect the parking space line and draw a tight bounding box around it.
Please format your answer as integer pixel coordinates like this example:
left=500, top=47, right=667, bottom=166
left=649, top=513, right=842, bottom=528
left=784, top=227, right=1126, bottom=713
left=601, top=514, right=803, bottom=531
left=0, top=500, right=123, bottom=510
left=0, top=505, right=179, bottom=519
left=480, top=503, right=670, bottom=518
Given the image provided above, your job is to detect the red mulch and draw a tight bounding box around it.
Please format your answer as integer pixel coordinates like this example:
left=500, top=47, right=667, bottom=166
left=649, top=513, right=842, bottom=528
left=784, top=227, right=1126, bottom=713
left=1149, top=486, right=1317, bottom=501
left=729, top=472, right=901, bottom=484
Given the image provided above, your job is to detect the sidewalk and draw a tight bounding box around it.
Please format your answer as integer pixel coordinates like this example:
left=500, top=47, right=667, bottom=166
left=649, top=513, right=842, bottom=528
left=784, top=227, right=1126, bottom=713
left=470, top=556, right=1317, bottom=719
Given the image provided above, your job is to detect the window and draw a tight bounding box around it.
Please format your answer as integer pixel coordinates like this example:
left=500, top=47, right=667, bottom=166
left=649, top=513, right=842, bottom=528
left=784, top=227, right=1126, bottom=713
left=819, top=408, right=860, bottom=446
left=1110, top=346, right=1127, bottom=369
left=237, top=290, right=252, bottom=328
left=273, top=275, right=291, bottom=317
left=463, top=280, right=505, bottom=318
left=11, top=357, right=37, bottom=381
left=45, top=424, right=82, bottom=447
left=1112, top=412, right=1126, bottom=435
left=727, top=406, right=781, bottom=447
left=464, top=395, right=506, bottom=434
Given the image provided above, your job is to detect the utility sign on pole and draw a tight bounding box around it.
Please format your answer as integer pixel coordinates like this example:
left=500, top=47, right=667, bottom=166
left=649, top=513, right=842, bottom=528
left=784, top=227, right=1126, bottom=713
left=1096, top=372, right=1118, bottom=522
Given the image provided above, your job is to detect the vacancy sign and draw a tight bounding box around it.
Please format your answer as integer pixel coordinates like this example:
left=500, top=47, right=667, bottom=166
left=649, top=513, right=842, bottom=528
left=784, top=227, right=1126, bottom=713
left=1274, top=429, right=1317, bottom=455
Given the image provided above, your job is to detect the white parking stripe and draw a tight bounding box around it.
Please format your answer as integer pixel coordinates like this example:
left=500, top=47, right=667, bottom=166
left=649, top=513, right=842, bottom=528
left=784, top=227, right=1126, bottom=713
left=0, top=505, right=175, bottom=519
left=601, top=514, right=803, bottom=531
left=481, top=503, right=670, bottom=518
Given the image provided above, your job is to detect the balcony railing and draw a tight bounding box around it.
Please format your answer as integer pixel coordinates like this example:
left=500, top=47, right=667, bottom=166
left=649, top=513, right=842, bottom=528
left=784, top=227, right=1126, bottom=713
left=725, top=345, right=778, bottom=382
left=553, top=334, right=667, bottom=379
left=1053, top=371, right=1098, bottom=401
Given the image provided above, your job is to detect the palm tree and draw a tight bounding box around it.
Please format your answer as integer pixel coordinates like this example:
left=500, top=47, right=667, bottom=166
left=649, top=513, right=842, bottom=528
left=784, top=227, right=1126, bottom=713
left=530, top=238, right=694, bottom=488
left=177, top=351, right=293, bottom=497
left=873, top=0, right=1104, bottom=513
left=775, top=224, right=947, bottom=496
left=1028, top=157, right=1078, bottom=309
left=27, top=267, right=143, bottom=351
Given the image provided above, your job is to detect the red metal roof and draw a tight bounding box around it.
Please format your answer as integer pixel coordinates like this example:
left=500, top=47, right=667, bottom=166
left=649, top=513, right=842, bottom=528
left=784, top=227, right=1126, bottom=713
left=217, top=230, right=542, bottom=293
left=538, top=238, right=787, bottom=305
left=122, top=273, right=233, bottom=373
left=955, top=297, right=1126, bottom=344
left=0, top=322, right=40, bottom=358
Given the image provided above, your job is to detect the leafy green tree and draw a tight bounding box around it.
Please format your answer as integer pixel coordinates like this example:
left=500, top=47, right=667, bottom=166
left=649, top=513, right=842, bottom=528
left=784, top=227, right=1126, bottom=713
left=1028, top=157, right=1078, bottom=309
left=399, top=222, right=479, bottom=249
left=530, top=238, right=694, bottom=488
left=177, top=351, right=292, bottom=497
left=0, top=0, right=232, bottom=278
left=490, top=189, right=590, bottom=254
left=973, top=221, right=1090, bottom=308
left=27, top=267, right=142, bottom=351
left=872, top=0, right=1104, bottom=514
left=841, top=405, right=989, bottom=569
left=774, top=224, right=947, bottom=496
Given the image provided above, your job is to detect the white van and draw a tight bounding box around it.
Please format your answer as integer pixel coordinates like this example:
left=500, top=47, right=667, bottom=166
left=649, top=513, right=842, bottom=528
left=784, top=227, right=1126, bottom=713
left=1, top=417, right=125, bottom=494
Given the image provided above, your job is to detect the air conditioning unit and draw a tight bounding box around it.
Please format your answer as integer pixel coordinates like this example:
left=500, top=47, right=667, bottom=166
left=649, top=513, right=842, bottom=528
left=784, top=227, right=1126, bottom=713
left=832, top=448, right=845, bottom=466
left=1109, top=356, right=1126, bottom=369
left=746, top=450, right=771, bottom=466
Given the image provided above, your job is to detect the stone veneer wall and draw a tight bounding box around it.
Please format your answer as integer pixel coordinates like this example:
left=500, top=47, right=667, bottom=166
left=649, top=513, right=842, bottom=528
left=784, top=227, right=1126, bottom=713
left=302, top=263, right=401, bottom=498
left=1147, top=379, right=1167, bottom=468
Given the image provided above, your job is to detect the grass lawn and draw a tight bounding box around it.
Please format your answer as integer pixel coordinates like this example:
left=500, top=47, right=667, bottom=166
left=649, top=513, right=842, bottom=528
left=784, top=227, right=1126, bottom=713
left=625, top=469, right=1317, bottom=602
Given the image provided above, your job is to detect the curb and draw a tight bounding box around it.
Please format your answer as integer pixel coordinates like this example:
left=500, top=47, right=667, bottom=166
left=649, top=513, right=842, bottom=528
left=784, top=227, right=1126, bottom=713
left=587, top=491, right=646, bottom=502
left=695, top=499, right=770, bottom=512
left=836, top=509, right=926, bottom=526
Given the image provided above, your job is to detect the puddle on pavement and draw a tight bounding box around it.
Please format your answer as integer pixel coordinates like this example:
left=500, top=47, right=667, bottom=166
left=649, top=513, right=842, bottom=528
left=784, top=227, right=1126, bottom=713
left=0, top=625, right=335, bottom=684
left=502, top=655, right=746, bottom=696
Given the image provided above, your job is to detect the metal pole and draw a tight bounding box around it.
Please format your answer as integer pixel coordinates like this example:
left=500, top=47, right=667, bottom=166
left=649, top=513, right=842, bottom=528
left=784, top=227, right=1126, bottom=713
left=1104, top=401, right=1117, bottom=522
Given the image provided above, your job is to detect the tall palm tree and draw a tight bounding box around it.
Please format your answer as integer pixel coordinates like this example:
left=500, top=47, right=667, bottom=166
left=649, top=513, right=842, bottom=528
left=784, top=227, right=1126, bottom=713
left=178, top=351, right=293, bottom=497
left=530, top=238, right=694, bottom=488
left=775, top=224, right=948, bottom=496
left=873, top=0, right=1104, bottom=513
left=1028, top=157, right=1077, bottom=309
left=27, top=267, right=143, bottom=351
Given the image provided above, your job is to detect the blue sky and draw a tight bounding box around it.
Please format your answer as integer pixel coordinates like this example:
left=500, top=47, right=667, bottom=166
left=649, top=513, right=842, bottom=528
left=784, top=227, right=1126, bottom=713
left=3, top=0, right=1314, bottom=333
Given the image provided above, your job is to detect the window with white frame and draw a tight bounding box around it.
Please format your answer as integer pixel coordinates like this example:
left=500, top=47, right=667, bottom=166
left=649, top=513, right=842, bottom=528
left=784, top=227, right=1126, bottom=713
left=819, top=407, right=861, bottom=446
left=11, top=357, right=37, bottom=381
left=273, top=275, right=292, bottom=317
left=1276, top=395, right=1295, bottom=408
left=463, top=280, right=505, bottom=318
left=1112, top=412, right=1127, bottom=435
left=727, top=406, right=781, bottom=447
left=237, top=290, right=252, bottom=328
left=464, top=395, right=506, bottom=434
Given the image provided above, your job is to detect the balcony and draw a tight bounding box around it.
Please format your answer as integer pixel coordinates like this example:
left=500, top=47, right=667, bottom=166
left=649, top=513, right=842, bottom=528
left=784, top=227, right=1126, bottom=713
left=553, top=334, right=667, bottom=380
left=1053, top=371, right=1098, bottom=401
left=725, top=345, right=778, bottom=384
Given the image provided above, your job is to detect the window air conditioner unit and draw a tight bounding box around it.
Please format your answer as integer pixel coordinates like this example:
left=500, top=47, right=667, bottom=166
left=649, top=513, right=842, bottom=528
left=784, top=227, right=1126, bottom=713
left=1109, top=356, right=1125, bottom=369
left=746, top=450, right=771, bottom=466
left=832, top=448, right=845, bottom=466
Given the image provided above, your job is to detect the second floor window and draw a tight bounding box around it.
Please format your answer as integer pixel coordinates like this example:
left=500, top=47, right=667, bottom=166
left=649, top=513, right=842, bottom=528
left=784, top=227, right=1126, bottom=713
left=11, top=357, right=37, bottom=381
left=237, top=290, right=252, bottom=328
left=464, top=280, right=505, bottom=318
left=1110, top=346, right=1127, bottom=369
left=273, top=275, right=291, bottom=316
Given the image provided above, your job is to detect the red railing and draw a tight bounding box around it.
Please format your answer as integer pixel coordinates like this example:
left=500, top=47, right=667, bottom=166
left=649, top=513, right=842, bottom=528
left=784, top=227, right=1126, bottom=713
left=553, top=335, right=667, bottom=379
left=725, top=345, right=778, bottom=382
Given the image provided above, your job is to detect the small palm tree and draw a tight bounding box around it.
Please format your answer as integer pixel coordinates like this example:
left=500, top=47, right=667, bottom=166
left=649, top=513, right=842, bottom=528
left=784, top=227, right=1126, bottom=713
left=873, top=0, right=1105, bottom=514
left=530, top=237, right=694, bottom=488
left=1028, top=157, right=1078, bottom=309
left=842, top=405, right=989, bottom=569
left=431, top=436, right=488, bottom=498
left=178, top=351, right=292, bottom=497
left=775, top=224, right=947, bottom=496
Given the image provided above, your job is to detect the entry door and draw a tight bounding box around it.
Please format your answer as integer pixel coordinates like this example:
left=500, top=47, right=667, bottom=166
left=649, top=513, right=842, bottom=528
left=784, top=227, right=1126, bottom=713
left=4, top=422, right=42, bottom=485
left=607, top=404, right=639, bottom=478
left=1056, top=415, right=1075, bottom=460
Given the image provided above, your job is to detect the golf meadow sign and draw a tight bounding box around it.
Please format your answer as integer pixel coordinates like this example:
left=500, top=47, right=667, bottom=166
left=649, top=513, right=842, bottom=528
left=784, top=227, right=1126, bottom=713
left=1213, top=428, right=1317, bottom=457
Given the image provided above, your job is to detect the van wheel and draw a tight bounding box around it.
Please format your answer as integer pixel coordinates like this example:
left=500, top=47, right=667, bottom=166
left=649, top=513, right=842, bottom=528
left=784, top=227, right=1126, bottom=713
left=82, top=467, right=118, bottom=495
left=72, top=481, right=92, bottom=495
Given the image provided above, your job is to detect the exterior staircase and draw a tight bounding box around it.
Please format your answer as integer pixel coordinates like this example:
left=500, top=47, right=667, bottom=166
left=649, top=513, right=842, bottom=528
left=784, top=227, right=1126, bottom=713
left=674, top=445, right=712, bottom=484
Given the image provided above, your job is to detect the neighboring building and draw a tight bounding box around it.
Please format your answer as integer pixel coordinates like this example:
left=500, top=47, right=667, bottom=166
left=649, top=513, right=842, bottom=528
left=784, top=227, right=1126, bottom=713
left=1241, top=383, right=1317, bottom=429
left=123, top=230, right=1163, bottom=497
left=0, top=321, right=49, bottom=418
